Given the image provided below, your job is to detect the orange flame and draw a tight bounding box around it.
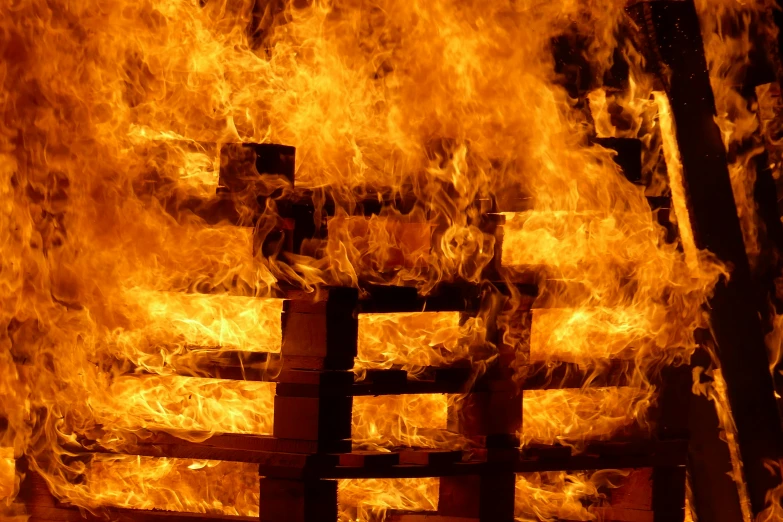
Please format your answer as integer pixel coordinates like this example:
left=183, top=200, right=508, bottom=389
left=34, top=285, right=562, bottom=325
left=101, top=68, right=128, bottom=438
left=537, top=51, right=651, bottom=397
left=521, top=388, right=651, bottom=451
left=338, top=478, right=439, bottom=522
left=352, top=394, right=462, bottom=451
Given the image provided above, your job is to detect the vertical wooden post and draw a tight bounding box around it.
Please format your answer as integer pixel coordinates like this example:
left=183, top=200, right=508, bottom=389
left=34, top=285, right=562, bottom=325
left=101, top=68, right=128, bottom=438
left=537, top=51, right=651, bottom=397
left=626, top=0, right=783, bottom=515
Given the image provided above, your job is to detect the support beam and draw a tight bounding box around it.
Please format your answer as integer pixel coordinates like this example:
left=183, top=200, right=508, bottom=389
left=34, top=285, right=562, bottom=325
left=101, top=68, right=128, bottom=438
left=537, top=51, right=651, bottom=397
left=626, top=0, right=783, bottom=515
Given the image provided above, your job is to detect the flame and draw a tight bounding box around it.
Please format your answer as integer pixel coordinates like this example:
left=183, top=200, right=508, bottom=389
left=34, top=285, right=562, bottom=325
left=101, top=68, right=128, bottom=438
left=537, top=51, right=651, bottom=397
left=351, top=394, right=463, bottom=451
left=692, top=367, right=754, bottom=522
left=327, top=215, right=433, bottom=282
left=521, top=388, right=651, bottom=451
left=357, top=312, right=471, bottom=374
left=0, top=0, right=731, bottom=515
left=55, top=455, right=259, bottom=516
left=515, top=469, right=631, bottom=522
left=338, top=478, right=438, bottom=522
left=116, top=289, right=282, bottom=354
left=653, top=93, right=701, bottom=273
left=530, top=307, right=653, bottom=362
left=0, top=449, right=14, bottom=500
left=93, top=376, right=275, bottom=439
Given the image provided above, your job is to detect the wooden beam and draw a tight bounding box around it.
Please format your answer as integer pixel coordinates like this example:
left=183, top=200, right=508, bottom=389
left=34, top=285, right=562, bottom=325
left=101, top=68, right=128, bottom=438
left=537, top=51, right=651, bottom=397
left=626, top=0, right=783, bottom=515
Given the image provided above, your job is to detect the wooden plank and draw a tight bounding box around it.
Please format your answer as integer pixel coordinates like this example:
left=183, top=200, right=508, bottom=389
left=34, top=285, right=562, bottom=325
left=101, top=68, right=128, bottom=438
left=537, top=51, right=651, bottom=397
left=398, top=450, right=462, bottom=466
left=30, top=506, right=257, bottom=522
left=610, top=469, right=653, bottom=511
left=438, top=473, right=515, bottom=522
left=272, top=395, right=352, bottom=443
left=687, top=350, right=746, bottom=522
left=280, top=287, right=358, bottom=371
left=218, top=142, right=295, bottom=193
left=387, top=515, right=478, bottom=522
left=258, top=478, right=337, bottom=522
left=338, top=451, right=400, bottom=468
left=588, top=507, right=654, bottom=522
left=627, top=0, right=783, bottom=515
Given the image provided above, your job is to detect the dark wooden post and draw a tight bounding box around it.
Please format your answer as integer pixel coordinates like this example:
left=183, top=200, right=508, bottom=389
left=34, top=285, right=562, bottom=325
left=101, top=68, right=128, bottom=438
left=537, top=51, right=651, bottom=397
left=626, top=0, right=783, bottom=515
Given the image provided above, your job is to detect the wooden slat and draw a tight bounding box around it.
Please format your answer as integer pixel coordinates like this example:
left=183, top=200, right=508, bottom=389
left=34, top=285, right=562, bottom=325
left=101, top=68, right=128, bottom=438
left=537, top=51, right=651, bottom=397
left=627, top=0, right=783, bottom=514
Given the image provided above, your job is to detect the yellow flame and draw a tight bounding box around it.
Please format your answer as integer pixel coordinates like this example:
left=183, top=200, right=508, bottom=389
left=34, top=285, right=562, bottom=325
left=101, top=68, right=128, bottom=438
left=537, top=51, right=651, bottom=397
left=521, top=388, right=651, bottom=451
left=515, top=469, right=631, bottom=522
left=338, top=478, right=439, bottom=522
left=93, top=376, right=275, bottom=438
left=57, top=455, right=259, bottom=516
left=652, top=93, right=701, bottom=274
left=0, top=448, right=14, bottom=500
left=357, top=312, right=471, bottom=374
left=0, top=0, right=729, bottom=514
left=352, top=394, right=461, bottom=451
left=530, top=307, right=653, bottom=362
left=116, top=289, right=283, bottom=354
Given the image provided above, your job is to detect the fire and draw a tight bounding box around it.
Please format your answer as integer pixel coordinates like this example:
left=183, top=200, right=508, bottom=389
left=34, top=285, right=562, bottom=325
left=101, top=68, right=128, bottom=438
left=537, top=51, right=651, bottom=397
left=529, top=307, right=652, bottom=362
left=0, top=448, right=14, bottom=500
left=338, top=478, right=439, bottom=522
left=0, top=0, right=739, bottom=517
left=352, top=394, right=462, bottom=451
left=515, top=470, right=631, bottom=521
left=327, top=215, right=432, bottom=278
left=57, top=455, right=259, bottom=517
left=521, top=387, right=651, bottom=451
left=116, top=289, right=282, bottom=354
left=357, top=312, right=469, bottom=374
left=93, top=376, right=275, bottom=440
left=693, top=368, right=754, bottom=522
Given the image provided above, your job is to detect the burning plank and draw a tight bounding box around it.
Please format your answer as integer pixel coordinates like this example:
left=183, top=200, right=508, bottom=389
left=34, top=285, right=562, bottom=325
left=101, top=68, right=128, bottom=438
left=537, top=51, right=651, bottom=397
left=92, top=375, right=275, bottom=437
